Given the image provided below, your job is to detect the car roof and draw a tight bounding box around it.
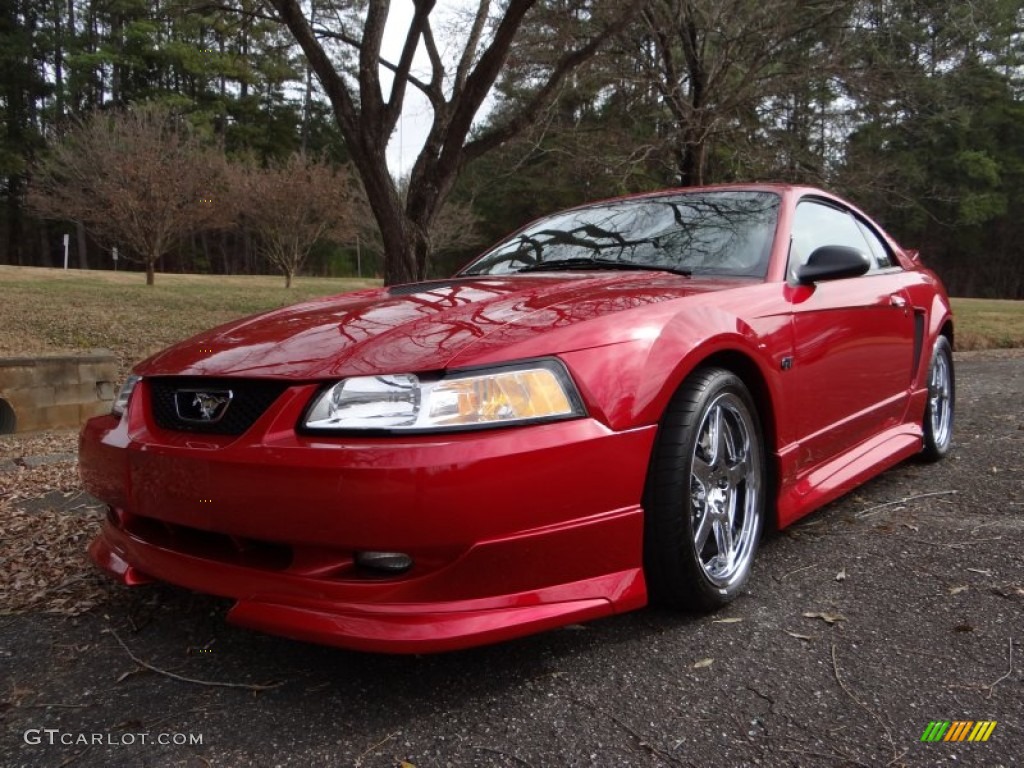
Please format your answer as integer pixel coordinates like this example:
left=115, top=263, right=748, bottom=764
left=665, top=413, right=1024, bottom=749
left=575, top=183, right=826, bottom=206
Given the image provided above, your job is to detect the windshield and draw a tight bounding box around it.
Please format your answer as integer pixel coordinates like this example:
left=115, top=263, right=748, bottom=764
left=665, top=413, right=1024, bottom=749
left=461, top=191, right=781, bottom=278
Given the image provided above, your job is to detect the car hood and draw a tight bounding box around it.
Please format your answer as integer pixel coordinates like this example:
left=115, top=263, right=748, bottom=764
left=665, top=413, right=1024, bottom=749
left=138, top=273, right=744, bottom=379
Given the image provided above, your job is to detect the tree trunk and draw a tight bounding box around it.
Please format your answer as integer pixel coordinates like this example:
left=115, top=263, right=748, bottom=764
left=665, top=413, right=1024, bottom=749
left=243, top=227, right=253, bottom=274
left=76, top=221, right=88, bottom=268
left=201, top=231, right=211, bottom=273
left=240, top=31, right=249, bottom=99
left=111, top=11, right=122, bottom=104
left=5, top=176, right=23, bottom=266
left=301, top=0, right=316, bottom=153
left=679, top=132, right=707, bottom=187
left=53, top=1, right=63, bottom=119
left=357, top=160, right=418, bottom=285
left=87, top=3, right=100, bottom=105
left=220, top=231, right=232, bottom=274
left=381, top=233, right=419, bottom=285
left=284, top=268, right=293, bottom=288
left=146, top=256, right=156, bottom=285
left=376, top=205, right=439, bottom=285
left=38, top=219, right=52, bottom=267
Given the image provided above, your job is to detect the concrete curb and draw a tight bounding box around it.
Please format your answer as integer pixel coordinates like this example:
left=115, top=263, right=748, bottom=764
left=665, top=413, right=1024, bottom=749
left=0, top=350, right=118, bottom=434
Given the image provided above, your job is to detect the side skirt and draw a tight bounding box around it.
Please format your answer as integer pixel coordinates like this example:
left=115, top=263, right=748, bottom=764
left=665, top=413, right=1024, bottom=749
left=775, top=424, right=923, bottom=529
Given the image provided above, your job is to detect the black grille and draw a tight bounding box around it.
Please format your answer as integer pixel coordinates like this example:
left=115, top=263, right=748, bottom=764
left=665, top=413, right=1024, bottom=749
left=149, top=377, right=289, bottom=435
left=116, top=510, right=293, bottom=571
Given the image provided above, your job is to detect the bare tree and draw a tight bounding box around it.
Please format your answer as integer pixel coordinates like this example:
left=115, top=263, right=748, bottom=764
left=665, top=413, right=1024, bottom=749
left=354, top=187, right=485, bottom=275
left=231, top=153, right=357, bottom=288
left=639, top=0, right=853, bottom=186
left=27, top=105, right=228, bottom=284
left=262, top=0, right=643, bottom=284
left=429, top=196, right=484, bottom=256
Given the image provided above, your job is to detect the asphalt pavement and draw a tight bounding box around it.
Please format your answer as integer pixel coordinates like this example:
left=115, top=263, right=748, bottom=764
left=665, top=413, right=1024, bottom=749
left=1, top=354, right=1021, bottom=768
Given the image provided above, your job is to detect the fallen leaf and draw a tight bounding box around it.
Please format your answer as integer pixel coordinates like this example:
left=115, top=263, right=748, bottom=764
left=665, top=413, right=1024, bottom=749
left=9, top=683, right=34, bottom=702
left=948, top=585, right=969, bottom=595
left=802, top=611, right=846, bottom=624
left=953, top=623, right=974, bottom=633
left=693, top=658, right=714, bottom=669
left=712, top=617, right=743, bottom=624
left=785, top=630, right=814, bottom=642
left=835, top=568, right=847, bottom=582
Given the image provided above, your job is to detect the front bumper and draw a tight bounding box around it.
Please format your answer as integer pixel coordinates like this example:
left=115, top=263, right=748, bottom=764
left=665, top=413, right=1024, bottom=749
left=80, top=381, right=655, bottom=652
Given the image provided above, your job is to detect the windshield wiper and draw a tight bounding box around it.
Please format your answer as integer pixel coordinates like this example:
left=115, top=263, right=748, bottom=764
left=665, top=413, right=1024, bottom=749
left=518, top=257, right=691, bottom=277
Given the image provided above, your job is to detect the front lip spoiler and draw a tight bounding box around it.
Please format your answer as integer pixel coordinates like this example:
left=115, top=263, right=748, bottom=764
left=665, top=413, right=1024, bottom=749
left=89, top=535, right=154, bottom=586
left=226, top=596, right=617, bottom=654
left=88, top=516, right=647, bottom=654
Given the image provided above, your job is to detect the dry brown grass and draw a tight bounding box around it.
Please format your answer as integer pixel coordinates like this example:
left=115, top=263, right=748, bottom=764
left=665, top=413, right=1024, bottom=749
left=0, top=266, right=380, bottom=376
left=950, top=298, right=1024, bottom=350
left=2, top=267, right=1020, bottom=368
left=2, top=268, right=1020, bottom=373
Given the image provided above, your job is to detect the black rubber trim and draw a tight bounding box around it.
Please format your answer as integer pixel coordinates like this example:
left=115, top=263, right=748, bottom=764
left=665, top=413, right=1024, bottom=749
left=911, top=311, right=925, bottom=381
left=388, top=278, right=477, bottom=296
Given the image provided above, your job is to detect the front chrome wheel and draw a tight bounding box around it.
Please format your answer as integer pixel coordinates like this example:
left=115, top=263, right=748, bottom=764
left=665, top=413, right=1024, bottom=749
left=689, top=394, right=762, bottom=588
left=643, top=368, right=766, bottom=610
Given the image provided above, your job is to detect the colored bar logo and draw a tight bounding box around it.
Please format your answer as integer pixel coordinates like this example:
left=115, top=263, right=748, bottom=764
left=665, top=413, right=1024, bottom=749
left=921, top=721, right=997, bottom=742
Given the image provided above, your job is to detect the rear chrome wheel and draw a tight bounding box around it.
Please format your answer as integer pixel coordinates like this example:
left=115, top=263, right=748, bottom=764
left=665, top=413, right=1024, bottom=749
left=921, top=335, right=954, bottom=461
left=644, top=368, right=765, bottom=610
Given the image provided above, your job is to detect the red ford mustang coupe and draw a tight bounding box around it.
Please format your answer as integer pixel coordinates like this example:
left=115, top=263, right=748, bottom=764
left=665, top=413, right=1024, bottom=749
left=79, top=184, right=954, bottom=653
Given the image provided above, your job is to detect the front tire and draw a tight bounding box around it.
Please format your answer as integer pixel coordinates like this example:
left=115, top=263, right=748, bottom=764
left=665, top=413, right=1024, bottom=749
left=643, top=368, right=766, bottom=611
left=920, top=335, right=954, bottom=461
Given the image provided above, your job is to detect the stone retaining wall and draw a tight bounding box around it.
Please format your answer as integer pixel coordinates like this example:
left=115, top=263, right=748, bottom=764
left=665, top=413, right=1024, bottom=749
left=0, top=351, right=118, bottom=434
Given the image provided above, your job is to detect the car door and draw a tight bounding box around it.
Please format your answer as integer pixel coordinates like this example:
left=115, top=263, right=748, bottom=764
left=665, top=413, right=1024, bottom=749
left=786, top=198, right=916, bottom=472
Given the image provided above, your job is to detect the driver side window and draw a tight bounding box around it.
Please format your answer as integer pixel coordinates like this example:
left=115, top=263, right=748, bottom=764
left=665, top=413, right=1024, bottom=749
left=789, top=200, right=875, bottom=279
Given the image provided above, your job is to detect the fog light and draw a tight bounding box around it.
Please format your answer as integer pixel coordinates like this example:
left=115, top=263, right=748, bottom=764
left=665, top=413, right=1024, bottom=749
left=355, top=551, right=413, bottom=573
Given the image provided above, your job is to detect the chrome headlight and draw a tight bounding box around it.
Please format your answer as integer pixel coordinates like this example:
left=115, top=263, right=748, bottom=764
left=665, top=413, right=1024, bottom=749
left=112, top=375, right=141, bottom=417
left=302, top=360, right=585, bottom=432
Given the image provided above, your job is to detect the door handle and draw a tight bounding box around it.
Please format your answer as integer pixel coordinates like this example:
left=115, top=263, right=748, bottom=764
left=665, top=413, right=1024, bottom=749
left=889, top=294, right=907, bottom=308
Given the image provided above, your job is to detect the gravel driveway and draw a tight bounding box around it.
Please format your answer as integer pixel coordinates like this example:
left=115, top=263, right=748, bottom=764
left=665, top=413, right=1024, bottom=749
left=2, top=353, right=1021, bottom=768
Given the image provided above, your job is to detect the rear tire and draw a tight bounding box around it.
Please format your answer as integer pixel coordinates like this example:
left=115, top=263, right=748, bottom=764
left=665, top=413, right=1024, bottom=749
left=643, top=368, right=766, bottom=611
left=920, top=335, right=954, bottom=462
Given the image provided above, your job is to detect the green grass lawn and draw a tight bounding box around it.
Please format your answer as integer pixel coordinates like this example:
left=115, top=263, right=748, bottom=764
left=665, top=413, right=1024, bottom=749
left=0, top=267, right=1019, bottom=377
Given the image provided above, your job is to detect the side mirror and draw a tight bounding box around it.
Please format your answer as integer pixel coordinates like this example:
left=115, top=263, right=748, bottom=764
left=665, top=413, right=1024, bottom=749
left=796, top=245, right=870, bottom=285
